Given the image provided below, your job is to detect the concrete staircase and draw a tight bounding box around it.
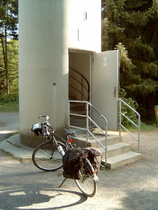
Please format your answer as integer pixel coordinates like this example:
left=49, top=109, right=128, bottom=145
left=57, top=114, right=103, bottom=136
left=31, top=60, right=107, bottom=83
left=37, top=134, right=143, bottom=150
left=69, top=101, right=87, bottom=127
left=72, top=131, right=141, bottom=169
left=69, top=100, right=141, bottom=169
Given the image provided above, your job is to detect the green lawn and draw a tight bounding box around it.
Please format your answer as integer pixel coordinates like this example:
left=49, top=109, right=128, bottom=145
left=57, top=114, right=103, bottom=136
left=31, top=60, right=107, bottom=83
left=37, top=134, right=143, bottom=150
left=0, top=100, right=156, bottom=131
left=0, top=101, right=19, bottom=112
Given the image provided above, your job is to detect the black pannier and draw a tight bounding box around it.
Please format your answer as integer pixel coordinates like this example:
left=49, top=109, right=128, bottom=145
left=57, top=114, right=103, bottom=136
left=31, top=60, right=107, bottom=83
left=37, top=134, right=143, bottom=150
left=84, top=147, right=101, bottom=173
left=62, top=147, right=101, bottom=180
left=62, top=148, right=84, bottom=180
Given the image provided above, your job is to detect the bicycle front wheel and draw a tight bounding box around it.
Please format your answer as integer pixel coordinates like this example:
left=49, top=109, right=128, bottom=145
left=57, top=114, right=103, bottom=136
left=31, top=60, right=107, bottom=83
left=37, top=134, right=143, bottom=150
left=32, top=140, right=66, bottom=171
left=75, top=158, right=97, bottom=197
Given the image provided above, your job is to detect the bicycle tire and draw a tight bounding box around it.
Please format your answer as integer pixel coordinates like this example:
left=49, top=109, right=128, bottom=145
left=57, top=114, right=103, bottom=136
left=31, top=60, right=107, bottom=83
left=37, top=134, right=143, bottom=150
left=75, top=158, right=97, bottom=197
left=32, top=140, right=66, bottom=171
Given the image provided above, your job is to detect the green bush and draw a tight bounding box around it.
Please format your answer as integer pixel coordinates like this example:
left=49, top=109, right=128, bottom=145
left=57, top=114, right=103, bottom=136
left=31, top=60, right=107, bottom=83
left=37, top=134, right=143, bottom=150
left=0, top=93, right=18, bottom=103
left=0, top=93, right=19, bottom=112
left=119, top=88, right=139, bottom=127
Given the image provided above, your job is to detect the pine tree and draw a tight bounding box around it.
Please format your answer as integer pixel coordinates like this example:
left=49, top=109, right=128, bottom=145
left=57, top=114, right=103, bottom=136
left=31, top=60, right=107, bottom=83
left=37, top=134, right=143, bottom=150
left=8, top=39, right=18, bottom=94
left=102, top=0, right=158, bottom=121
left=0, top=0, right=18, bottom=95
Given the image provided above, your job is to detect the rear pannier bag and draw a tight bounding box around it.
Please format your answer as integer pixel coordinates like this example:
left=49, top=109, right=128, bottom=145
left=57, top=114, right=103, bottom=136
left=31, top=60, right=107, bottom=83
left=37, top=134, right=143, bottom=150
left=84, top=147, right=101, bottom=173
left=62, top=148, right=84, bottom=180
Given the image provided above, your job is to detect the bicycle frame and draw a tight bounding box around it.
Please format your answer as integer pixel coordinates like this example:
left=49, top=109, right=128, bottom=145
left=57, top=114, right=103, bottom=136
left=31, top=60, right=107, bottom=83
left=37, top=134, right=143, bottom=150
left=32, top=115, right=98, bottom=197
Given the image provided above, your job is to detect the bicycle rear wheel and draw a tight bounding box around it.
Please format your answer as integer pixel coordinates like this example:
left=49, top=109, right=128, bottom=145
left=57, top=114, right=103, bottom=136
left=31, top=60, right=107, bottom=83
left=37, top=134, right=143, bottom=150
left=32, top=140, right=66, bottom=171
left=75, top=158, right=97, bottom=197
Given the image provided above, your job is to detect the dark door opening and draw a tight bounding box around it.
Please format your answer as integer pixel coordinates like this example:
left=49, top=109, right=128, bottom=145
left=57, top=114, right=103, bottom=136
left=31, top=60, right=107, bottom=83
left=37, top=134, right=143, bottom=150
left=69, top=51, right=91, bottom=101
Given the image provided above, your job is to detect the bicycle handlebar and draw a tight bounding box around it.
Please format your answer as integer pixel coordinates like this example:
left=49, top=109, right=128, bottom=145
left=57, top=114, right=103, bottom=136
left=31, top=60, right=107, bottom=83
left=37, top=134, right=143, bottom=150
left=37, top=115, right=51, bottom=136
left=38, top=116, right=76, bottom=137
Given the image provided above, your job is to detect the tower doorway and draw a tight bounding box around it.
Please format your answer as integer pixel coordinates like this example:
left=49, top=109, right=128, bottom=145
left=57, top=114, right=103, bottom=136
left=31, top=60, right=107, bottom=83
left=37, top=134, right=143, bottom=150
left=69, top=50, right=91, bottom=102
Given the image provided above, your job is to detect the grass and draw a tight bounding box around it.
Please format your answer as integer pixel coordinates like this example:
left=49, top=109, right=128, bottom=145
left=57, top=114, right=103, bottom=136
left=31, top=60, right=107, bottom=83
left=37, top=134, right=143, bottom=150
left=0, top=100, right=19, bottom=112
left=0, top=99, right=157, bottom=132
left=140, top=122, right=157, bottom=131
left=120, top=122, right=157, bottom=132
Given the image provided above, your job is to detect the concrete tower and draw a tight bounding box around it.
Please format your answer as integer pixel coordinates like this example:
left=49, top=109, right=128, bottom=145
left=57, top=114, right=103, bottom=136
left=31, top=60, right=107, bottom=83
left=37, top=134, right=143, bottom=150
left=19, top=0, right=101, bottom=146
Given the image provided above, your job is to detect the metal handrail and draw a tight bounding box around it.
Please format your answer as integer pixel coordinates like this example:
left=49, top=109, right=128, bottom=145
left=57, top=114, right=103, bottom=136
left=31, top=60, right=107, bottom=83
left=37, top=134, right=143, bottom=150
left=69, top=67, right=90, bottom=101
left=69, top=100, right=108, bottom=164
left=119, top=98, right=141, bottom=152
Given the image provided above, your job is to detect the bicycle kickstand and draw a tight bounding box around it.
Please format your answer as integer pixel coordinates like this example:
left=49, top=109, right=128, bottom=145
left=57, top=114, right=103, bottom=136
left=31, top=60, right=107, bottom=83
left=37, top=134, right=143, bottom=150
left=58, top=178, right=67, bottom=188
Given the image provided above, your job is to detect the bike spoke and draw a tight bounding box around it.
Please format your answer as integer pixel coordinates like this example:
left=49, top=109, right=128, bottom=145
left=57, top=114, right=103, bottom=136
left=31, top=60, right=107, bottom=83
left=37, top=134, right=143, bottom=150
left=75, top=159, right=97, bottom=197
left=32, top=141, right=66, bottom=171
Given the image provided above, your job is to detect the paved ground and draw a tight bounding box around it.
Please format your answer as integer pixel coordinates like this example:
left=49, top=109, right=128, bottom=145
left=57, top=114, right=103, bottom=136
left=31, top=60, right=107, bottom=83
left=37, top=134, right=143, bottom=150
left=0, top=112, right=19, bottom=143
left=0, top=112, right=158, bottom=209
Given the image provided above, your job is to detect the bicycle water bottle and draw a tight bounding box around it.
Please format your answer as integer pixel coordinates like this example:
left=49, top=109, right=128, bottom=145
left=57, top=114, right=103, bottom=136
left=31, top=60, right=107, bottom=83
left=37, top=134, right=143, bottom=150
left=58, top=145, right=65, bottom=156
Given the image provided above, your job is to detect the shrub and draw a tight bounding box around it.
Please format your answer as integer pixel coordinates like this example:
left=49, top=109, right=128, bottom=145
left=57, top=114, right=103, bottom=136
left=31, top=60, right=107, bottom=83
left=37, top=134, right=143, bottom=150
left=119, top=88, right=139, bottom=127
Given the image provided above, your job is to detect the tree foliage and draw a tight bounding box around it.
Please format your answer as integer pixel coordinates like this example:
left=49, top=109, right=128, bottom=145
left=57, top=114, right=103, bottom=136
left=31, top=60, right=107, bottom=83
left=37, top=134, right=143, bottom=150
left=0, top=0, right=18, bottom=95
left=0, top=0, right=18, bottom=39
left=102, top=0, right=158, bottom=121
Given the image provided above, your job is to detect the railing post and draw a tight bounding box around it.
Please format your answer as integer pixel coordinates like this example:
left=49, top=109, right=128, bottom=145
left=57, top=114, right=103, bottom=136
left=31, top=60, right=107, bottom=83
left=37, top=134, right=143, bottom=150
left=105, top=120, right=108, bottom=165
left=119, top=98, right=141, bottom=153
left=86, top=102, right=89, bottom=143
left=119, top=99, right=122, bottom=136
left=138, top=113, right=141, bottom=153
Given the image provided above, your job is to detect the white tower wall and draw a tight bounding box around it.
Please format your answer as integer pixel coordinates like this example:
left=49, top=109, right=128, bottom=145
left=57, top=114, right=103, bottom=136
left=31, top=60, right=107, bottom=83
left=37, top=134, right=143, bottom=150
left=19, top=0, right=101, bottom=146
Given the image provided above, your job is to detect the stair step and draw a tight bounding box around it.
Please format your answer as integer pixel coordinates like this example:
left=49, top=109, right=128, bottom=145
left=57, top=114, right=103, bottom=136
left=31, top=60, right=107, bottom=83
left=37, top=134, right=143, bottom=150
left=107, top=142, right=131, bottom=158
left=73, top=134, right=122, bottom=147
left=69, top=96, right=77, bottom=100
left=70, top=110, right=86, bottom=115
left=70, top=119, right=87, bottom=129
left=70, top=131, right=141, bottom=169
left=70, top=103, right=86, bottom=111
left=97, top=142, right=131, bottom=159
left=105, top=151, right=141, bottom=169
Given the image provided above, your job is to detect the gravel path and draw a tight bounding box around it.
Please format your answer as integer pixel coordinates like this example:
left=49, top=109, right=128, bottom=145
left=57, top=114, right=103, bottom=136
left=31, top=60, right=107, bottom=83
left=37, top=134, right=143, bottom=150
left=97, top=129, right=158, bottom=210
left=0, top=112, right=158, bottom=209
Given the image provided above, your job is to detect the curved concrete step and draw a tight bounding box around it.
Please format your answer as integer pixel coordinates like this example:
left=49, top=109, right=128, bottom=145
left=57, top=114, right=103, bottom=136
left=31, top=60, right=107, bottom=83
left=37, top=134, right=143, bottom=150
left=107, top=142, right=131, bottom=158
left=97, top=142, right=131, bottom=159
left=106, top=151, right=141, bottom=169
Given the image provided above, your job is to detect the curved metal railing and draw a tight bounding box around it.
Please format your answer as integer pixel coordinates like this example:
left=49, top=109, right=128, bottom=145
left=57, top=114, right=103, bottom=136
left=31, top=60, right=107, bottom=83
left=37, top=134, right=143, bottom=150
left=119, top=99, right=141, bottom=152
left=69, top=67, right=90, bottom=101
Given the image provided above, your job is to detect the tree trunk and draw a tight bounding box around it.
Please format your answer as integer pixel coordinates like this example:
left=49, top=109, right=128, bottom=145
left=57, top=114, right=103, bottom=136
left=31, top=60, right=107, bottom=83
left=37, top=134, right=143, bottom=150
left=1, top=27, right=10, bottom=95
left=4, top=26, right=9, bottom=95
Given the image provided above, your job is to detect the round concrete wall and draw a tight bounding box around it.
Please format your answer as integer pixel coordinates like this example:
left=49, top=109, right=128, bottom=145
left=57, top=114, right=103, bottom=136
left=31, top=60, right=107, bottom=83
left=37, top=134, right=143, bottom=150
left=19, top=0, right=69, bottom=146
